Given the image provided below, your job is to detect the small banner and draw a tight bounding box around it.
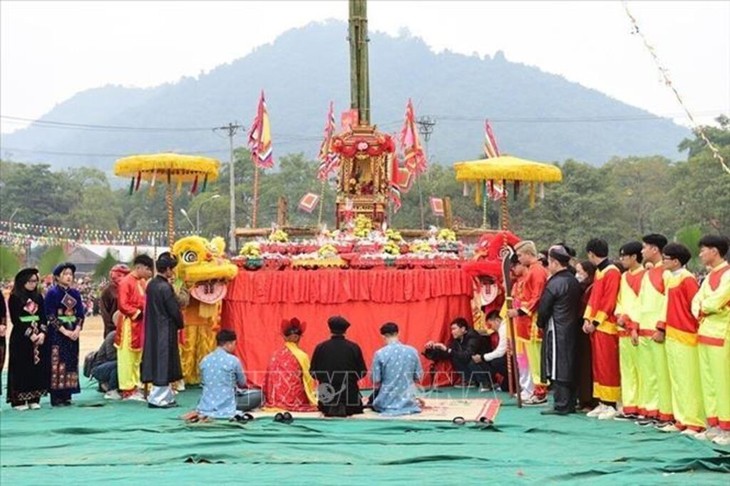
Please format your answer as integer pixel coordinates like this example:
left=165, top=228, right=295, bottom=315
left=298, top=193, right=321, bottom=213
left=430, top=197, right=444, bottom=217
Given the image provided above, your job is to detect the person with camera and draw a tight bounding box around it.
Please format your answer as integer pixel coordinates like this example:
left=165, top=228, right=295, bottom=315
left=425, top=317, right=490, bottom=390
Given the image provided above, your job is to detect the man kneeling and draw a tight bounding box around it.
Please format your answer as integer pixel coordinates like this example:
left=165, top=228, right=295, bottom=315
left=371, top=322, right=423, bottom=416
left=191, top=330, right=263, bottom=420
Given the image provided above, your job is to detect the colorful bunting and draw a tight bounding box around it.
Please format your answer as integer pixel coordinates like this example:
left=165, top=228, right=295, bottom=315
left=317, top=101, right=341, bottom=181
left=298, top=193, right=321, bottom=213
left=430, top=197, right=444, bottom=217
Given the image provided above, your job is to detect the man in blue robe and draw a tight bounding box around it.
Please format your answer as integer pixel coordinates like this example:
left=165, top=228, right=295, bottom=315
left=371, top=322, right=423, bottom=416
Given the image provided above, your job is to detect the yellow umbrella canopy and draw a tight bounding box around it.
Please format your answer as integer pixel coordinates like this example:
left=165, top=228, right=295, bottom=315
left=452, top=155, right=562, bottom=229
left=114, top=153, right=221, bottom=246
left=114, top=153, right=220, bottom=182
left=454, top=155, right=562, bottom=183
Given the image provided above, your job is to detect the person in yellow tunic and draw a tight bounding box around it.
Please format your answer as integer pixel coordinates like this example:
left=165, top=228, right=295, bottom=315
left=635, top=233, right=673, bottom=427
left=661, top=243, right=705, bottom=435
left=614, top=242, right=645, bottom=421
left=691, top=235, right=730, bottom=445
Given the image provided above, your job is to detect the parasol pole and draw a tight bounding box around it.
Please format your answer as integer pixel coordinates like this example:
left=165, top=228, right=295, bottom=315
left=166, top=175, right=175, bottom=248
left=252, top=163, right=260, bottom=228
left=500, top=179, right=510, bottom=231
left=482, top=180, right=488, bottom=228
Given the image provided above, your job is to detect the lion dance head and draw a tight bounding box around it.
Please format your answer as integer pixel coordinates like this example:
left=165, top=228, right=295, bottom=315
left=172, top=236, right=238, bottom=309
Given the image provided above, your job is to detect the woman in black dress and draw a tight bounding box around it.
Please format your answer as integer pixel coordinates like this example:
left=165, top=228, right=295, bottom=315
left=7, top=268, right=50, bottom=410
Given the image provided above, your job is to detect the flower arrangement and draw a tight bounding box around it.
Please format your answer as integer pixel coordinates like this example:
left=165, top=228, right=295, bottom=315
left=437, top=229, right=457, bottom=242
left=317, top=243, right=338, bottom=258
left=410, top=241, right=434, bottom=254
left=385, top=228, right=403, bottom=242
left=239, top=241, right=261, bottom=258
left=383, top=240, right=401, bottom=255
left=353, top=215, right=373, bottom=238
left=269, top=228, right=289, bottom=242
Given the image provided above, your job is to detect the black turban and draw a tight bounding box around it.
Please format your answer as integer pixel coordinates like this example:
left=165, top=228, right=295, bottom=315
left=327, top=316, right=351, bottom=334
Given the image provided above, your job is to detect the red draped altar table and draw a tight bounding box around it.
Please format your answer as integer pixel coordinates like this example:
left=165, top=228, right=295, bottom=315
left=221, top=267, right=474, bottom=386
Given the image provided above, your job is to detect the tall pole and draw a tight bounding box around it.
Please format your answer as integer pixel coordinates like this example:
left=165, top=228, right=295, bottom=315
left=416, top=116, right=436, bottom=230
left=214, top=122, right=241, bottom=253
left=196, top=194, right=221, bottom=233
left=349, top=0, right=370, bottom=125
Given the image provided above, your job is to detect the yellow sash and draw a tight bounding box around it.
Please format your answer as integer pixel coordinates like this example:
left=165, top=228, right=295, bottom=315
left=285, top=342, right=318, bottom=405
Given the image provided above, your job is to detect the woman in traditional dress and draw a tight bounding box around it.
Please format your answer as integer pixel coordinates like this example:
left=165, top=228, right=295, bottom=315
left=575, top=260, right=597, bottom=412
left=45, top=263, right=85, bottom=406
left=6, top=268, right=50, bottom=410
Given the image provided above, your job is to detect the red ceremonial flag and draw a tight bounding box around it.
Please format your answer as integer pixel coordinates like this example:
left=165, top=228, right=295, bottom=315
left=397, top=166, right=414, bottom=193
left=430, top=197, right=444, bottom=217
left=317, top=101, right=340, bottom=181
left=399, top=99, right=427, bottom=175
left=247, top=90, right=274, bottom=169
left=298, top=193, right=321, bottom=213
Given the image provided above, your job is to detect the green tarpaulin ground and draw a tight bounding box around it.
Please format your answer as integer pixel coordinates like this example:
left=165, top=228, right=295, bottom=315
left=1, top=384, right=728, bottom=484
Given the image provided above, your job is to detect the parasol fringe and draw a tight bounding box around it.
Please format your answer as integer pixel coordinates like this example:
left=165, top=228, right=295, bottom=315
left=128, top=177, right=134, bottom=195
left=135, top=172, right=142, bottom=192
left=191, top=175, right=199, bottom=195
left=539, top=183, right=545, bottom=200
left=114, top=153, right=220, bottom=183
left=513, top=181, right=520, bottom=200
left=202, top=175, right=208, bottom=193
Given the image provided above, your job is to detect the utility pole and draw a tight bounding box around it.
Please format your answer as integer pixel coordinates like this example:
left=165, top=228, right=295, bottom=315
left=416, top=116, right=436, bottom=229
left=214, top=122, right=242, bottom=253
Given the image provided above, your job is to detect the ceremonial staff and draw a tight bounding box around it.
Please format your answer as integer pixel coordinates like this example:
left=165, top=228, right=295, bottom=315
left=501, top=246, right=523, bottom=408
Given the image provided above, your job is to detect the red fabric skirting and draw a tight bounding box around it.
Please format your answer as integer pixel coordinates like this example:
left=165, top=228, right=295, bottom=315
left=226, top=268, right=474, bottom=304
left=222, top=268, right=474, bottom=387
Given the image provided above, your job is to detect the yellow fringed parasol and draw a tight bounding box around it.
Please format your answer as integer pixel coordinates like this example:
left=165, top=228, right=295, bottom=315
left=114, top=153, right=221, bottom=246
left=453, top=155, right=562, bottom=229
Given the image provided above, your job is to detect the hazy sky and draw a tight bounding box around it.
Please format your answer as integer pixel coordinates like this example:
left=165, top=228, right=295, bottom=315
left=1, top=0, right=728, bottom=135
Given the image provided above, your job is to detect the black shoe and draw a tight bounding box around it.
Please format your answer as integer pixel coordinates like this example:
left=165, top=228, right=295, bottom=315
left=541, top=409, right=572, bottom=416
left=148, top=402, right=179, bottom=409
left=635, top=418, right=658, bottom=427
left=614, top=413, right=638, bottom=421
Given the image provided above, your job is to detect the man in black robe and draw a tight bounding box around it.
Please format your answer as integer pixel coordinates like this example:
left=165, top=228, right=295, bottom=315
left=537, top=245, right=583, bottom=415
left=141, top=252, right=184, bottom=409
left=310, top=316, right=367, bottom=417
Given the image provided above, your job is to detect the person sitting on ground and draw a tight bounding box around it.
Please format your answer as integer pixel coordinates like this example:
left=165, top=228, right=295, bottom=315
left=310, top=316, right=367, bottom=417
left=425, top=317, right=489, bottom=388
left=470, top=311, right=509, bottom=392
left=263, top=317, right=318, bottom=412
left=370, top=322, right=423, bottom=416
left=84, top=327, right=120, bottom=400
left=192, top=329, right=263, bottom=420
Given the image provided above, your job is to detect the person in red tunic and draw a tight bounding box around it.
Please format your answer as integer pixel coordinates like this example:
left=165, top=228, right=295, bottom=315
left=116, top=254, right=153, bottom=401
left=509, top=241, right=549, bottom=404
left=583, top=238, right=622, bottom=420
left=263, top=317, right=317, bottom=412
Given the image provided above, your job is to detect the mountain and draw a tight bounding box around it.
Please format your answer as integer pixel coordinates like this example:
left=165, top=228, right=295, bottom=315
left=1, top=20, right=689, bottom=171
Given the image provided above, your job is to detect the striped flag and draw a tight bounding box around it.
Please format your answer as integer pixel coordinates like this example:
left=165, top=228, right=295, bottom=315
left=389, top=154, right=402, bottom=213
left=298, top=193, right=320, bottom=213
left=399, top=99, right=427, bottom=175
left=248, top=90, right=274, bottom=169
left=483, top=119, right=500, bottom=159
left=317, top=101, right=340, bottom=181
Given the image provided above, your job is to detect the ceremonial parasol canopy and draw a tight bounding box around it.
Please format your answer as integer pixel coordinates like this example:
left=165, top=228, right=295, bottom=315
left=114, top=153, right=221, bottom=246
left=453, top=155, right=562, bottom=229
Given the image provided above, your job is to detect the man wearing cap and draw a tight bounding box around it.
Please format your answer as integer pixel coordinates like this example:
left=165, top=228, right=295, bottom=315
left=371, top=322, right=423, bottom=416
left=100, top=264, right=130, bottom=338
left=116, top=254, right=154, bottom=401
left=263, top=317, right=318, bottom=412
left=45, top=262, right=85, bottom=406
left=538, top=246, right=583, bottom=416
left=310, top=316, right=367, bottom=417
left=141, top=252, right=185, bottom=408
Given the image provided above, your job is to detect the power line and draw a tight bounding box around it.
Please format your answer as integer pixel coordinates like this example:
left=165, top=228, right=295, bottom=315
left=0, top=115, right=213, bottom=132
